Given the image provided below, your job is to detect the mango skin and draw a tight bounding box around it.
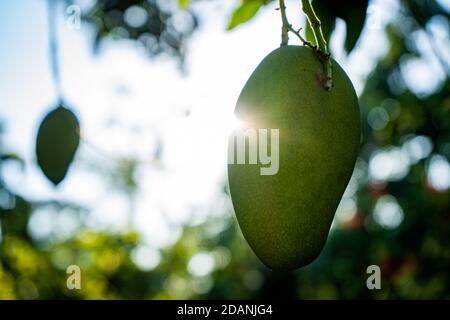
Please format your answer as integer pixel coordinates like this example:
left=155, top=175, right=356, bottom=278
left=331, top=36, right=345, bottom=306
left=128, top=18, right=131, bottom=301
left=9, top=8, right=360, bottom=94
left=228, top=45, right=361, bottom=270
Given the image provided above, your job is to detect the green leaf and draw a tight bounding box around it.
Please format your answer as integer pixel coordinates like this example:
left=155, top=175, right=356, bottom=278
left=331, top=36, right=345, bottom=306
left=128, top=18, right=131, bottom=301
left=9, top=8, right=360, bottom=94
left=305, top=22, right=315, bottom=44
left=227, top=0, right=266, bottom=30
left=178, top=0, right=190, bottom=10
left=341, top=0, right=369, bottom=52
left=307, top=0, right=368, bottom=53
left=405, top=0, right=450, bottom=27
left=36, top=105, right=80, bottom=186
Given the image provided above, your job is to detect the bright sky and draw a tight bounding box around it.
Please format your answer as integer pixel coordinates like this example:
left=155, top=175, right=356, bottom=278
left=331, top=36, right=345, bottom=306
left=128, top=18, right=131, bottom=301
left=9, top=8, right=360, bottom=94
left=0, top=0, right=448, bottom=251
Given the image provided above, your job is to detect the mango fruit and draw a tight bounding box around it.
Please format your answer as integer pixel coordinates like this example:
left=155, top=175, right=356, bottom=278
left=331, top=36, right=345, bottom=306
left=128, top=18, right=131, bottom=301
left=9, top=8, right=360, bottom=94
left=228, top=45, right=360, bottom=270
left=36, top=105, right=80, bottom=185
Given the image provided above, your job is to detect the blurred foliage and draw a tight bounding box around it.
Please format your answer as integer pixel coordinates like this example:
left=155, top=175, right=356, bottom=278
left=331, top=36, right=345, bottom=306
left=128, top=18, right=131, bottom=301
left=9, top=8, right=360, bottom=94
left=83, top=0, right=199, bottom=62
left=227, top=0, right=271, bottom=30
left=1, top=0, right=450, bottom=299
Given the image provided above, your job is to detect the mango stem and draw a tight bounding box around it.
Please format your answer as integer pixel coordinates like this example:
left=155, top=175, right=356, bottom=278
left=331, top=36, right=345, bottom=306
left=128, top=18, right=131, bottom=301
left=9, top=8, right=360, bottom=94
left=301, top=0, right=333, bottom=91
left=279, top=0, right=290, bottom=46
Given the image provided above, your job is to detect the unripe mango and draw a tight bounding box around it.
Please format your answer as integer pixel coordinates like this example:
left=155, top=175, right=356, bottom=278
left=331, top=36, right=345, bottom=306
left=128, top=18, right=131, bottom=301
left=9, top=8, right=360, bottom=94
left=228, top=45, right=360, bottom=270
left=36, top=105, right=80, bottom=185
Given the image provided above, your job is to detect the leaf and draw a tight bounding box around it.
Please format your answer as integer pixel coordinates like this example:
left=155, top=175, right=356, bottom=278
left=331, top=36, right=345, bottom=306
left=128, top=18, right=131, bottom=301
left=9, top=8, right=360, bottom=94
left=304, top=7, right=336, bottom=46
left=305, top=22, right=315, bottom=44
left=316, top=7, right=336, bottom=45
left=36, top=105, right=80, bottom=186
left=341, top=0, right=369, bottom=52
left=178, top=0, right=190, bottom=10
left=307, top=0, right=368, bottom=53
left=227, top=0, right=266, bottom=30
left=405, top=0, right=450, bottom=27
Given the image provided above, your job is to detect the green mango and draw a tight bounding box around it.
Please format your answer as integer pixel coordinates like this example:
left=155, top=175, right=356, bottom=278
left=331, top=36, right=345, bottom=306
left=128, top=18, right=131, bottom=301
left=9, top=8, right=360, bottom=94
left=228, top=45, right=360, bottom=270
left=36, top=105, right=80, bottom=186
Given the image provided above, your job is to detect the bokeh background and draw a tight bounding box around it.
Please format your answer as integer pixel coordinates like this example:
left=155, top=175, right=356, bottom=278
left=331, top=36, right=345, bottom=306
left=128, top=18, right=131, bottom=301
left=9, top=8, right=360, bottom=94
left=0, top=0, right=449, bottom=299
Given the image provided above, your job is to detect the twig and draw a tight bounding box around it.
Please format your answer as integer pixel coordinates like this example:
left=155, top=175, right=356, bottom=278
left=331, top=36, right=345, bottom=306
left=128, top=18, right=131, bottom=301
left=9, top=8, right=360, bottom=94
left=288, top=26, right=315, bottom=49
left=279, top=0, right=290, bottom=46
left=301, top=0, right=333, bottom=90
left=278, top=0, right=333, bottom=91
left=47, top=0, right=64, bottom=100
